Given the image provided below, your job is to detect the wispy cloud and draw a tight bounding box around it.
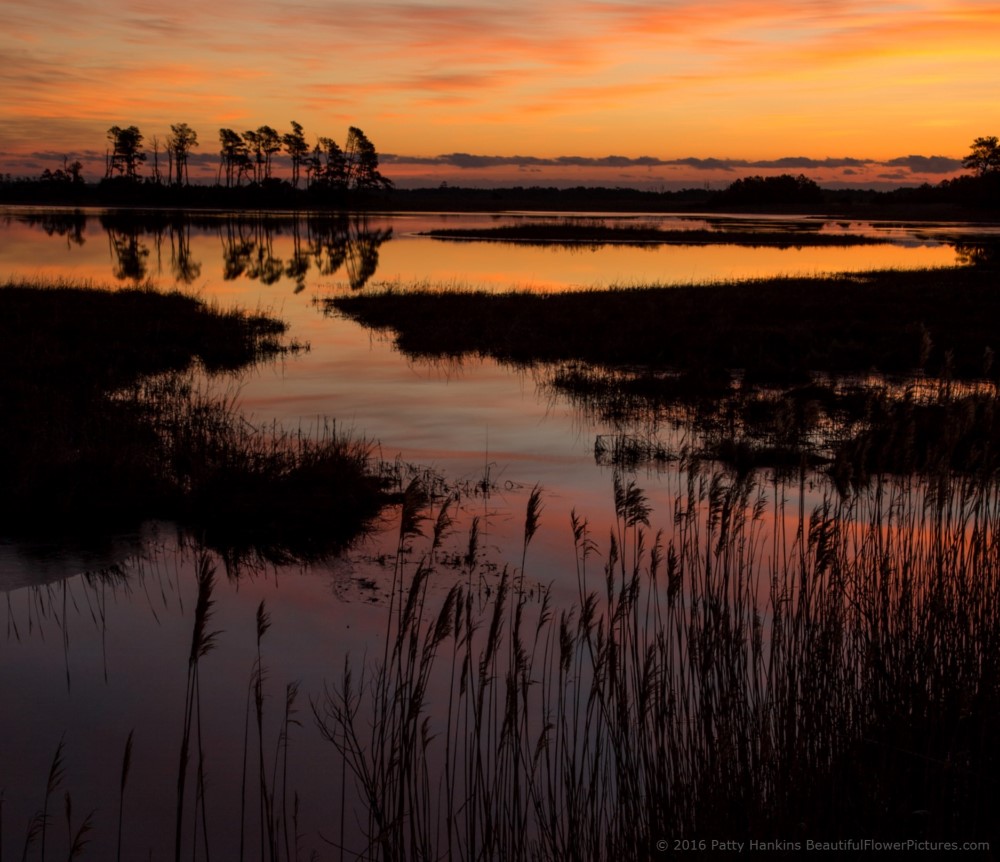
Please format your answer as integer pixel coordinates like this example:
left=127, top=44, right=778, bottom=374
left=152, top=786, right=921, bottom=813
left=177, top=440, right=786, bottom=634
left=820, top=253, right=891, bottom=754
left=371, top=149, right=971, bottom=190
left=1, top=0, right=996, bottom=167
left=383, top=152, right=945, bottom=175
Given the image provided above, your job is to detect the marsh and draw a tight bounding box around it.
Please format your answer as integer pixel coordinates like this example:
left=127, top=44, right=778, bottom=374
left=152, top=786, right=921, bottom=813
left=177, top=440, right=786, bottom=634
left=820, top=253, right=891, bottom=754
left=2, top=206, right=998, bottom=858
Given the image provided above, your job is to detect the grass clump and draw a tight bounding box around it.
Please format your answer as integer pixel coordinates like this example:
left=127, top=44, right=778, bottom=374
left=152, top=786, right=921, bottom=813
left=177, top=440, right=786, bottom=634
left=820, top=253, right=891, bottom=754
left=0, top=279, right=385, bottom=561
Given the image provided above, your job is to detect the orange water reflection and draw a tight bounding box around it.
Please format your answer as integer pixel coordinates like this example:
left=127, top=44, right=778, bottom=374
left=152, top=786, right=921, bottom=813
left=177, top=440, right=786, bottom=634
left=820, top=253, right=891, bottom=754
left=0, top=208, right=971, bottom=298
left=0, top=205, right=992, bottom=564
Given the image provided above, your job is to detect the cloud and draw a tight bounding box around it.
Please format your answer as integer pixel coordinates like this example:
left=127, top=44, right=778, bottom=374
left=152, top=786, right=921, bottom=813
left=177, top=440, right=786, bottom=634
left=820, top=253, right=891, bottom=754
left=682, top=156, right=873, bottom=172
left=381, top=153, right=640, bottom=169
left=382, top=153, right=889, bottom=173
left=3, top=0, right=998, bottom=173
left=28, top=148, right=103, bottom=161
left=751, top=156, right=869, bottom=169
left=667, top=157, right=740, bottom=171
left=555, top=155, right=664, bottom=168
left=120, top=14, right=191, bottom=41
left=885, top=155, right=963, bottom=174
left=378, top=150, right=972, bottom=190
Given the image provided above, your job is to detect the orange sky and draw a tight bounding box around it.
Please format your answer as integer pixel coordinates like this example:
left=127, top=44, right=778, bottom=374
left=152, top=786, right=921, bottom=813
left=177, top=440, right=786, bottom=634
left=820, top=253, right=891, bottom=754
left=1, top=0, right=997, bottom=187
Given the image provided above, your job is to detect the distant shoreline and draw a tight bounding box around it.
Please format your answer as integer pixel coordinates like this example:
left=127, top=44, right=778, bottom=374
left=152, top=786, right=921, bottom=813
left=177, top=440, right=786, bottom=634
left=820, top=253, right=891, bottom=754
left=2, top=180, right=999, bottom=222
left=420, top=224, right=888, bottom=247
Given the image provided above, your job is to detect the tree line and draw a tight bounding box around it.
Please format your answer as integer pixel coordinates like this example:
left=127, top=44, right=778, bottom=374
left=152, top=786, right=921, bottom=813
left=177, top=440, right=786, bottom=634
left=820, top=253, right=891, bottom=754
left=104, top=122, right=392, bottom=191
left=8, top=133, right=999, bottom=213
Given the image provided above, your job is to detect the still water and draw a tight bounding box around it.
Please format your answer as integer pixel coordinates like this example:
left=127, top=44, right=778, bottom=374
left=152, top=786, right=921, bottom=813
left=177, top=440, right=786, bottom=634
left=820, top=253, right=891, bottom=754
left=0, top=207, right=991, bottom=858
left=0, top=207, right=968, bottom=293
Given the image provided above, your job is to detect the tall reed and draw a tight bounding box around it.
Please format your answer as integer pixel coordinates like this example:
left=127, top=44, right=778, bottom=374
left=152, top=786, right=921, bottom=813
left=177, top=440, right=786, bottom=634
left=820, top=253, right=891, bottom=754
left=315, top=464, right=1000, bottom=858
left=174, top=552, right=219, bottom=862
left=62, top=793, right=93, bottom=860
left=116, top=730, right=133, bottom=862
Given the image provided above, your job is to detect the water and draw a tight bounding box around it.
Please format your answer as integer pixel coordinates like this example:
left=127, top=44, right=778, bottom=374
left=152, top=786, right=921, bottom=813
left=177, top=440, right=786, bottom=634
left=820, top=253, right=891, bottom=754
left=0, top=207, right=995, bottom=857
left=0, top=207, right=967, bottom=294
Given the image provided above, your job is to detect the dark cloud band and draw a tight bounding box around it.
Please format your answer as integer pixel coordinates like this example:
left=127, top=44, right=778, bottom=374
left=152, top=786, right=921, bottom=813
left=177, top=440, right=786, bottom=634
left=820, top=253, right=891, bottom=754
left=381, top=153, right=959, bottom=174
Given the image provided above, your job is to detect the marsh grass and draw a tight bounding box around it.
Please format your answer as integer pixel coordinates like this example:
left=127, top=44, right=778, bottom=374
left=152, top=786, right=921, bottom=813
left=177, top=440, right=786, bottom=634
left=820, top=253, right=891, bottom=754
left=116, top=730, right=133, bottom=862
left=314, top=465, right=1000, bottom=858
left=331, top=269, right=1000, bottom=480
left=0, top=280, right=386, bottom=561
left=7, top=550, right=309, bottom=862
left=421, top=221, right=885, bottom=248
left=174, top=552, right=219, bottom=862
left=148, top=384, right=384, bottom=565
left=564, top=364, right=1000, bottom=480
left=328, top=267, right=1000, bottom=379
left=9, top=463, right=1000, bottom=858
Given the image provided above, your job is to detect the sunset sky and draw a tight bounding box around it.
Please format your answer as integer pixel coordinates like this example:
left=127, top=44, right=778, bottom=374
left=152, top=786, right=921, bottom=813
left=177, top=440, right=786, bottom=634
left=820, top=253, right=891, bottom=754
left=2, top=0, right=998, bottom=188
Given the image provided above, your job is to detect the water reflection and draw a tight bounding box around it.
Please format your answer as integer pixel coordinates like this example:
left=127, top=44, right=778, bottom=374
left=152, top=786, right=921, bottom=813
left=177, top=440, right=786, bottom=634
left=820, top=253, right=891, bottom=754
left=103, top=214, right=151, bottom=280
left=955, top=241, right=1000, bottom=268
left=557, top=363, right=1000, bottom=487
left=2, top=208, right=993, bottom=296
left=68, top=211, right=395, bottom=291
left=4, top=460, right=1000, bottom=858
left=4, top=206, right=1000, bottom=855
left=17, top=209, right=87, bottom=247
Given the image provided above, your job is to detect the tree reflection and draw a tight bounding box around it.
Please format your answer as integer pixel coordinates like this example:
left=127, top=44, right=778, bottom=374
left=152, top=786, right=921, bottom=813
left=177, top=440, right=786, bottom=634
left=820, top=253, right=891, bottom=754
left=344, top=216, right=392, bottom=290
left=285, top=221, right=311, bottom=293
left=169, top=219, right=202, bottom=284
left=955, top=241, right=999, bottom=269
left=220, top=219, right=256, bottom=280
left=307, top=214, right=348, bottom=276
left=245, top=225, right=285, bottom=285
left=214, top=214, right=392, bottom=290
left=304, top=214, right=392, bottom=290
left=100, top=215, right=150, bottom=281
left=21, top=211, right=88, bottom=247
left=18, top=210, right=394, bottom=291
